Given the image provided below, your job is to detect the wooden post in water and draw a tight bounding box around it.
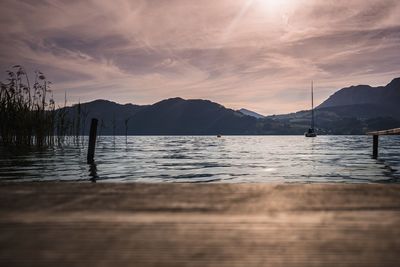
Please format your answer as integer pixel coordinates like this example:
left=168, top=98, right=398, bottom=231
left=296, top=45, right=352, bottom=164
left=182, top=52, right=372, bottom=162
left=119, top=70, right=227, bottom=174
left=368, top=128, right=400, bottom=159
left=372, top=135, right=379, bottom=159
left=87, top=118, right=98, bottom=164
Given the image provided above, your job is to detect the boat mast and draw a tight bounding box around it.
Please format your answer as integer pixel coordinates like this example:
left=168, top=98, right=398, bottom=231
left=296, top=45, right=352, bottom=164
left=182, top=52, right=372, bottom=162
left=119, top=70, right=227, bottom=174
left=311, top=81, right=314, bottom=130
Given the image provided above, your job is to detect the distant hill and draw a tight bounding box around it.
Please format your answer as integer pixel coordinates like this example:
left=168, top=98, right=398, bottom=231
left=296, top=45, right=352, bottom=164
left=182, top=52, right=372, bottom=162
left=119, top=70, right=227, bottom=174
left=317, top=77, right=400, bottom=120
left=65, top=99, right=145, bottom=119
left=64, top=98, right=263, bottom=135
left=62, top=99, right=146, bottom=135
left=125, top=97, right=258, bottom=135
left=62, top=77, right=400, bottom=135
left=238, top=108, right=265, bottom=119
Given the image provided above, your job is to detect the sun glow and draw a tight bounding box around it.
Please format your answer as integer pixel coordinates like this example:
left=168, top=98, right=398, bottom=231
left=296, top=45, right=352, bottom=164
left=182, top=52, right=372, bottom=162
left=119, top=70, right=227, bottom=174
left=256, top=0, right=300, bottom=14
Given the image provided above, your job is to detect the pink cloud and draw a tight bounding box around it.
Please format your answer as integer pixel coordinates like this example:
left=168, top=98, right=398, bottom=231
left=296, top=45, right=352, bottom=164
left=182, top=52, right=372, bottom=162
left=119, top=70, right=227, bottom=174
left=0, top=0, right=399, bottom=114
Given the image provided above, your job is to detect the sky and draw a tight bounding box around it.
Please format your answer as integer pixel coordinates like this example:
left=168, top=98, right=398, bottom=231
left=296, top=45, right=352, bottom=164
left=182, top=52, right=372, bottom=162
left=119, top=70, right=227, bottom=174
left=0, top=0, right=399, bottom=115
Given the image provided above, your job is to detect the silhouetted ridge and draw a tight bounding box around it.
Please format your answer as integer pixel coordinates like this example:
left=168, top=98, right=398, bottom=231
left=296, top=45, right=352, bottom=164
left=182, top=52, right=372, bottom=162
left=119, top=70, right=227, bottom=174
left=128, top=98, right=253, bottom=135
left=318, top=77, right=400, bottom=109
left=60, top=77, right=400, bottom=135
left=386, top=77, right=400, bottom=89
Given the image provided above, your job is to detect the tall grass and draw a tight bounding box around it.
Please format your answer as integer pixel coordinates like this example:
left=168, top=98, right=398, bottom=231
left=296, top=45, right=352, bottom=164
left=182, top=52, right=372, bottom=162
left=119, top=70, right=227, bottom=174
left=55, top=92, right=70, bottom=146
left=0, top=66, right=69, bottom=147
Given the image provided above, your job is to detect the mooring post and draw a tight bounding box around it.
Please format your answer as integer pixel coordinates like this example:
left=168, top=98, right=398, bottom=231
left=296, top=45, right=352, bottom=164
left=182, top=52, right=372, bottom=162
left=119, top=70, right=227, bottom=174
left=87, top=118, right=98, bottom=164
left=372, top=135, right=379, bottom=159
left=368, top=128, right=400, bottom=159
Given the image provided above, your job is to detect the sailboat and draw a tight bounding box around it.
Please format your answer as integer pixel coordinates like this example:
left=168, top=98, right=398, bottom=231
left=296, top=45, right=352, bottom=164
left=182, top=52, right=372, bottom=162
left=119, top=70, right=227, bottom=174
left=305, top=81, right=317, bottom=137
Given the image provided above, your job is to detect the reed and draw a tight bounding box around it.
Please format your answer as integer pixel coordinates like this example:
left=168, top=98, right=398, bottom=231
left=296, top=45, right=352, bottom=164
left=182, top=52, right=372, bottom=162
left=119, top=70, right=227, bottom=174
left=55, top=92, right=71, bottom=146
left=0, top=66, right=68, bottom=147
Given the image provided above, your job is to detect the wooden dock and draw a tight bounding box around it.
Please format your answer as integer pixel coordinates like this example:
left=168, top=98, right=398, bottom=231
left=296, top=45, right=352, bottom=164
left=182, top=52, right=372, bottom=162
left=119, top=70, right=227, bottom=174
left=367, top=127, right=400, bottom=159
left=1, top=182, right=400, bottom=267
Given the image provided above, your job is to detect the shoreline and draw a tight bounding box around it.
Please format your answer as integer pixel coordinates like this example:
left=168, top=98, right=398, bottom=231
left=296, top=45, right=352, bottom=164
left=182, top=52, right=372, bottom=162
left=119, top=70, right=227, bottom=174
left=1, top=182, right=400, bottom=266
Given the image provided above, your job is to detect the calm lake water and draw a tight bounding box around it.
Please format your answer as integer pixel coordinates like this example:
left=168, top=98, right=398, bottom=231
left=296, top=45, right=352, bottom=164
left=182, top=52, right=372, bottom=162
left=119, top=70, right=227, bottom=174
left=0, top=136, right=399, bottom=183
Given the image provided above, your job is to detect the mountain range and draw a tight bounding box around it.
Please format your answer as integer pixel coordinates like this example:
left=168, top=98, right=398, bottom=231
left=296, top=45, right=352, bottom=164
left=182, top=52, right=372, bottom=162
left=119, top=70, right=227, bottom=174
left=63, top=77, right=400, bottom=135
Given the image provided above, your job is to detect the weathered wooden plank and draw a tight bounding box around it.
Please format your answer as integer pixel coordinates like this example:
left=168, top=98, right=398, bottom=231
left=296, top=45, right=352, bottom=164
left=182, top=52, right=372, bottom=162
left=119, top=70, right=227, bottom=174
left=367, top=127, right=400, bottom=136
left=1, top=183, right=400, bottom=267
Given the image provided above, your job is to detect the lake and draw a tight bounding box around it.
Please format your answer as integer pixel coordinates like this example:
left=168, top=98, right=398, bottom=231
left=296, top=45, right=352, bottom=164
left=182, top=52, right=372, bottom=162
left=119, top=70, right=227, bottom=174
left=0, top=136, right=399, bottom=183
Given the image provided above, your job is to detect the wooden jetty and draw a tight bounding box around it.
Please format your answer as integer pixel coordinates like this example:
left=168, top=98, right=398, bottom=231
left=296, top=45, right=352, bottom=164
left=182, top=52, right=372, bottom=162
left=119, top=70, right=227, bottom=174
left=1, top=182, right=400, bottom=267
left=367, top=128, right=400, bottom=159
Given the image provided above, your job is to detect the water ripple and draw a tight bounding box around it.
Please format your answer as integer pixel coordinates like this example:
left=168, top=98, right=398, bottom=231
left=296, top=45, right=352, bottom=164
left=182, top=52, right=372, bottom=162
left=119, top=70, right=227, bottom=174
left=0, top=136, right=399, bottom=183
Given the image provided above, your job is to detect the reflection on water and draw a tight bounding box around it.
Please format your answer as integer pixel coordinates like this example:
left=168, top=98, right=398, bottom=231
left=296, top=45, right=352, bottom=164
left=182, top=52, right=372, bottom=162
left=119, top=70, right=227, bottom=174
left=0, top=136, right=399, bottom=183
left=88, top=162, right=98, bottom=183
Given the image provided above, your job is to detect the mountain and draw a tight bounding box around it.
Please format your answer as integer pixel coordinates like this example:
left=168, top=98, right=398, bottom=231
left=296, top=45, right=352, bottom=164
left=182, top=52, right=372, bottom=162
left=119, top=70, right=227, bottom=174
left=318, top=77, right=400, bottom=109
left=66, top=99, right=145, bottom=119
left=316, top=77, right=400, bottom=120
left=62, top=77, right=400, bottom=135
left=125, top=97, right=258, bottom=135
left=64, top=98, right=263, bottom=135
left=238, top=108, right=265, bottom=119
left=62, top=99, right=146, bottom=135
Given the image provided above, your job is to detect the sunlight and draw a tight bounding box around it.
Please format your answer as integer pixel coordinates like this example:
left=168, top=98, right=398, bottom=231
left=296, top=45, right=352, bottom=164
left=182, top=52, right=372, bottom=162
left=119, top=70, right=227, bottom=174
left=256, top=0, right=300, bottom=15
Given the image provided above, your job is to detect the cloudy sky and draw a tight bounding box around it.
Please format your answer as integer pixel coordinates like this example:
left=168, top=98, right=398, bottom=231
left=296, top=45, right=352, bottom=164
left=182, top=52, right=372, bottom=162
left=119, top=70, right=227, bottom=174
left=0, top=0, right=399, bottom=114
